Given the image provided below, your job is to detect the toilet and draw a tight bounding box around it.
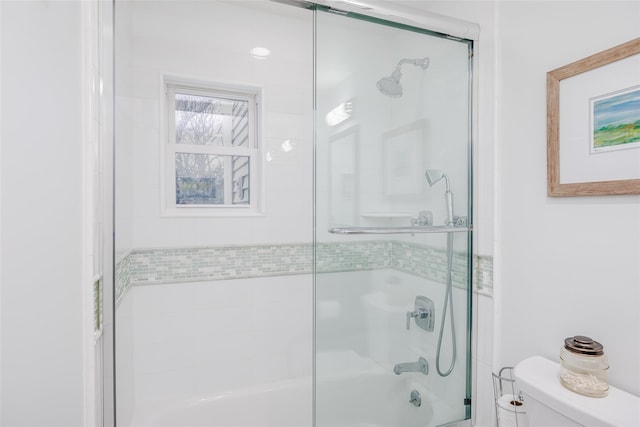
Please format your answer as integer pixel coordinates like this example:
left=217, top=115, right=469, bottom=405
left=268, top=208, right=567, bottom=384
left=514, top=356, right=640, bottom=427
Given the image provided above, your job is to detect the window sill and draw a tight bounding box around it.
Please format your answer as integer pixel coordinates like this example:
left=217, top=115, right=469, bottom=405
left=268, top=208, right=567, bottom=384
left=161, top=207, right=265, bottom=218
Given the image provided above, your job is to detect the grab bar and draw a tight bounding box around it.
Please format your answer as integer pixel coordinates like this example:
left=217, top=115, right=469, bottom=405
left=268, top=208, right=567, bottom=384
left=329, top=225, right=470, bottom=235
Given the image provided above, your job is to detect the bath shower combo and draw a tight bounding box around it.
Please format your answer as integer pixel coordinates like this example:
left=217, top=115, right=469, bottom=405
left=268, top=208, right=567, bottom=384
left=378, top=55, right=459, bottom=378
left=111, top=3, right=476, bottom=426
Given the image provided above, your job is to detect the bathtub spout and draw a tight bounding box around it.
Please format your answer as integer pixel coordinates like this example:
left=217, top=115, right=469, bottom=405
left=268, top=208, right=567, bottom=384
left=393, top=357, right=429, bottom=375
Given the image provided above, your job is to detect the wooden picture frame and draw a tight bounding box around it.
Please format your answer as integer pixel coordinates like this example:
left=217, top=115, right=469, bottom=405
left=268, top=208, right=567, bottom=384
left=547, top=38, right=640, bottom=196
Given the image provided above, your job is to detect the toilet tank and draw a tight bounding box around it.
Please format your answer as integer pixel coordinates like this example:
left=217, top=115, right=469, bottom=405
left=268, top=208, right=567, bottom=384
left=514, top=356, right=640, bottom=427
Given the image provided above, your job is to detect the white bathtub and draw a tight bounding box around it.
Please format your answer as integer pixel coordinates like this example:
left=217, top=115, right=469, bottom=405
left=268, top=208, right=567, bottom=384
left=130, top=376, right=311, bottom=427
left=129, top=363, right=462, bottom=426
left=123, top=270, right=467, bottom=427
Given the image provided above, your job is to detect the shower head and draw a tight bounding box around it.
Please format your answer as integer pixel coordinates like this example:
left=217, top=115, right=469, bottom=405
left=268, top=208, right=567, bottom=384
left=377, top=69, right=403, bottom=98
left=377, top=57, right=430, bottom=98
left=425, top=169, right=450, bottom=192
left=425, top=169, right=454, bottom=226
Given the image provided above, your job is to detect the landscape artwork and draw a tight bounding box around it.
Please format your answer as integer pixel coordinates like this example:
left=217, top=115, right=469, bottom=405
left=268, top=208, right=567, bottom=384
left=591, top=85, right=640, bottom=153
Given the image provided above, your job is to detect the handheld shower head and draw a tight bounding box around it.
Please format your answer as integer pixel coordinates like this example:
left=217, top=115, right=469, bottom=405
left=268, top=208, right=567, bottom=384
left=377, top=57, right=430, bottom=98
left=425, top=169, right=451, bottom=192
left=425, top=169, right=454, bottom=226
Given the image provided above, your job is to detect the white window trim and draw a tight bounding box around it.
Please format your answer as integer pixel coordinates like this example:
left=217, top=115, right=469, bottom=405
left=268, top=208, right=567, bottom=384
left=160, top=74, right=265, bottom=217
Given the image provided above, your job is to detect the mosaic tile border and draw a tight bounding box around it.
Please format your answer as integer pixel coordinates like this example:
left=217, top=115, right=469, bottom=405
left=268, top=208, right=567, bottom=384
left=128, top=244, right=312, bottom=285
left=474, top=254, right=494, bottom=293
left=392, top=241, right=469, bottom=289
left=316, top=241, right=392, bottom=273
left=116, top=242, right=493, bottom=301
left=116, top=252, right=132, bottom=304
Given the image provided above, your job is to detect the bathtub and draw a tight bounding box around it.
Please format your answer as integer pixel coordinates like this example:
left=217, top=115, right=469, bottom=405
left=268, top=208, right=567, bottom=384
left=129, top=361, right=461, bottom=426
left=123, top=270, right=467, bottom=427
left=130, top=376, right=311, bottom=427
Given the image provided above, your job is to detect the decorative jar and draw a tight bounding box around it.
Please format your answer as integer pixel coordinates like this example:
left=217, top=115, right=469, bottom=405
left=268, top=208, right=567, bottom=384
left=560, top=335, right=609, bottom=397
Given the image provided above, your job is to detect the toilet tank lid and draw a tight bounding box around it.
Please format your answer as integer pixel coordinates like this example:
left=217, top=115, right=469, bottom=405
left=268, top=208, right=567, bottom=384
left=514, top=356, right=640, bottom=427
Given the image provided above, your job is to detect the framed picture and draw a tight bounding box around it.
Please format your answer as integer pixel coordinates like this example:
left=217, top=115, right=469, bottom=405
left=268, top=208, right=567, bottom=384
left=547, top=37, right=640, bottom=196
left=382, top=119, right=427, bottom=196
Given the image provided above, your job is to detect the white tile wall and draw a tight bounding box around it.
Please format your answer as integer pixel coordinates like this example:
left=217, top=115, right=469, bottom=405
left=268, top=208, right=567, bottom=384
left=317, top=269, right=470, bottom=426
left=122, top=0, right=313, bottom=248
left=473, top=292, right=495, bottom=427
left=128, top=269, right=471, bottom=425
left=131, top=275, right=313, bottom=407
left=116, top=290, right=136, bottom=427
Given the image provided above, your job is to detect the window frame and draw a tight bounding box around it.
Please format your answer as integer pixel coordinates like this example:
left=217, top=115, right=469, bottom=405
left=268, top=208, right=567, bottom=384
left=161, top=75, right=264, bottom=217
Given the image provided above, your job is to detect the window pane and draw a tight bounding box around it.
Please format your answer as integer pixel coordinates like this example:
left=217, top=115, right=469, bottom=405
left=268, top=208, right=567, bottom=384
left=176, top=153, right=224, bottom=205
left=175, top=153, right=250, bottom=206
left=175, top=93, right=250, bottom=147
left=231, top=156, right=250, bottom=205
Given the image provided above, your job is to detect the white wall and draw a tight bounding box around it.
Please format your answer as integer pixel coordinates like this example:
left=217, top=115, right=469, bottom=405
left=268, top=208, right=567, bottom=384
left=125, top=0, right=313, bottom=248
left=129, top=275, right=312, bottom=422
left=497, top=1, right=640, bottom=396
left=0, top=1, right=86, bottom=425
left=115, top=0, right=134, bottom=261
left=315, top=9, right=474, bottom=237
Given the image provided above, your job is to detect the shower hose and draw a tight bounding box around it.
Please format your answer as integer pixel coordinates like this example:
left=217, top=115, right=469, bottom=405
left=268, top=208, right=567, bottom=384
left=436, top=231, right=456, bottom=377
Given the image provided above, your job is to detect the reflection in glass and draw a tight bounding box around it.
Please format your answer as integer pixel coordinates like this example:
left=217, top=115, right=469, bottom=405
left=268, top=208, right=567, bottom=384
left=175, top=153, right=250, bottom=205
left=175, top=93, right=249, bottom=147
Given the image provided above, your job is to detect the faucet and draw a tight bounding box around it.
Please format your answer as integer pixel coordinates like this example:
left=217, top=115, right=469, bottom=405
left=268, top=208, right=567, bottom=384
left=393, top=357, right=429, bottom=376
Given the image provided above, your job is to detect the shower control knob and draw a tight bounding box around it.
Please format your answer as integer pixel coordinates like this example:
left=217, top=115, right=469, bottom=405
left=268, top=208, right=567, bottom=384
left=405, top=296, right=435, bottom=332
left=406, top=309, right=428, bottom=330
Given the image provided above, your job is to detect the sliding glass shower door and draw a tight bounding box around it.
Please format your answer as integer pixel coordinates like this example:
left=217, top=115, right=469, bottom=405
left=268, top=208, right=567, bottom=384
left=314, top=7, right=473, bottom=427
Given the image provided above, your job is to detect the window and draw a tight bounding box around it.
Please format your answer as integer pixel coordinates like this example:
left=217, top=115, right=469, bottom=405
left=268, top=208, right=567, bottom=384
left=163, top=78, right=262, bottom=216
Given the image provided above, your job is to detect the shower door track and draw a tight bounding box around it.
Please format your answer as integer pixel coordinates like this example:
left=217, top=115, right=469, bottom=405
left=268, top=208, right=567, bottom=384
left=329, top=226, right=470, bottom=235
left=270, top=0, right=480, bottom=41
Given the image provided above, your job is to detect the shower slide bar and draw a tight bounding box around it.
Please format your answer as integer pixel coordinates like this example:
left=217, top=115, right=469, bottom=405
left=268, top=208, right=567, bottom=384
left=329, top=225, right=470, bottom=235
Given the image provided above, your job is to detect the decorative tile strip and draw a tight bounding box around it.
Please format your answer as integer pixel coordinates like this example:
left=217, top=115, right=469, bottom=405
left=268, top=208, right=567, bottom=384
left=114, top=241, right=493, bottom=301
left=128, top=244, right=312, bottom=285
left=391, top=240, right=470, bottom=289
left=93, top=276, right=102, bottom=333
left=474, top=254, right=494, bottom=293
left=316, top=241, right=392, bottom=273
left=115, top=251, right=132, bottom=303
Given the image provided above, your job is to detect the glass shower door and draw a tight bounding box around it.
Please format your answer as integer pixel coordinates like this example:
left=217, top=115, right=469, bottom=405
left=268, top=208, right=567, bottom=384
left=314, top=7, right=473, bottom=427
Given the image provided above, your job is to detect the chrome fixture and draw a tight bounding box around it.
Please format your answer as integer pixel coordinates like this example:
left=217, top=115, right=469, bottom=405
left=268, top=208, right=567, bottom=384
left=393, top=357, right=429, bottom=376
left=377, top=57, right=429, bottom=98
left=409, top=390, right=422, bottom=407
left=410, top=210, right=433, bottom=227
left=425, top=168, right=457, bottom=377
left=406, top=296, right=434, bottom=332
left=329, top=225, right=469, bottom=234
left=425, top=169, right=453, bottom=226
